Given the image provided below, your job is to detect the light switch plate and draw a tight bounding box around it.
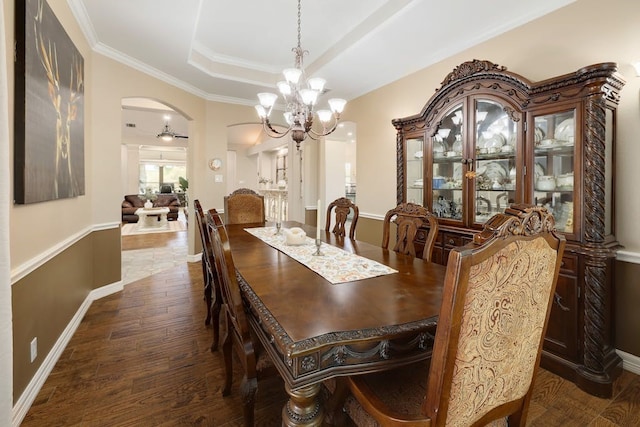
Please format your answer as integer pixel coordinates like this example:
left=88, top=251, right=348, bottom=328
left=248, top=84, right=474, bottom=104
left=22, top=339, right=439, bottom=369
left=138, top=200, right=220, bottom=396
left=214, top=174, right=223, bottom=183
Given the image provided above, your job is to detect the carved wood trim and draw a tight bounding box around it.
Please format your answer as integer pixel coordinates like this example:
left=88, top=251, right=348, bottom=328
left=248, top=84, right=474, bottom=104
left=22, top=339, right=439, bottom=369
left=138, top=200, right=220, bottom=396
left=439, top=59, right=507, bottom=88
left=396, top=129, right=406, bottom=206
left=583, top=256, right=610, bottom=373
left=238, top=273, right=437, bottom=382
left=583, top=95, right=607, bottom=244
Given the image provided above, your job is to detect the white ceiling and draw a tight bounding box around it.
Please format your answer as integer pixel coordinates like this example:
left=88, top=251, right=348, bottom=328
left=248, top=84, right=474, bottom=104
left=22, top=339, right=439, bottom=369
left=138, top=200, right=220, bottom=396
left=74, top=0, right=575, bottom=145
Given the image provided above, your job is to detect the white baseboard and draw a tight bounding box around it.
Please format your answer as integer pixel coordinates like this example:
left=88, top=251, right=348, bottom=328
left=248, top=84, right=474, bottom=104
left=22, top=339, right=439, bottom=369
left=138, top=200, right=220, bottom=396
left=187, top=253, right=202, bottom=263
left=11, top=279, right=123, bottom=427
left=617, top=349, right=640, bottom=375
left=616, top=250, right=640, bottom=264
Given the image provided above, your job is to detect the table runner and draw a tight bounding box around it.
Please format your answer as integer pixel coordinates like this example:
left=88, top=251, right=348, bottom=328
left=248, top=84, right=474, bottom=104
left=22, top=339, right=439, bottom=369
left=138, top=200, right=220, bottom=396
left=244, top=227, right=397, bottom=284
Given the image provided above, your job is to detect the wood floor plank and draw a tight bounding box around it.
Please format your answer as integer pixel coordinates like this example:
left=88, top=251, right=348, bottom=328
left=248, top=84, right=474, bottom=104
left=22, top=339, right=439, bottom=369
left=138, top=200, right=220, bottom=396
left=599, top=375, right=640, bottom=426
left=19, top=229, right=640, bottom=426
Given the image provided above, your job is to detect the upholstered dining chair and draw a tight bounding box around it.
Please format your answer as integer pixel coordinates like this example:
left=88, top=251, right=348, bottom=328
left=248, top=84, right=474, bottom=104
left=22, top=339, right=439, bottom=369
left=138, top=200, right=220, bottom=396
left=330, top=205, right=566, bottom=427
left=381, top=202, right=439, bottom=261
left=193, top=199, right=221, bottom=350
left=206, top=209, right=276, bottom=426
left=223, top=188, right=265, bottom=225
left=326, top=197, right=359, bottom=239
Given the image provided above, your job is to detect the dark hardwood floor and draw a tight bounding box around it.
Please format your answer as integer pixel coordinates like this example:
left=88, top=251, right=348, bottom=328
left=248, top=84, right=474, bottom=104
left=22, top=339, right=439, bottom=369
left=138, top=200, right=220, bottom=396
left=21, top=230, right=640, bottom=426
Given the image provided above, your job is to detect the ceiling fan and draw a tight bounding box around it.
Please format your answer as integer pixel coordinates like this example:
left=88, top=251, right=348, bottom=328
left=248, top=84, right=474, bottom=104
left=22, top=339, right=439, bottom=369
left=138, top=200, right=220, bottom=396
left=156, top=121, right=188, bottom=141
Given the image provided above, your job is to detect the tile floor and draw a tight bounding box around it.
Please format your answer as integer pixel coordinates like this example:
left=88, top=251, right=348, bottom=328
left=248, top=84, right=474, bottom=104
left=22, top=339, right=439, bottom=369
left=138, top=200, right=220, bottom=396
left=121, top=212, right=189, bottom=284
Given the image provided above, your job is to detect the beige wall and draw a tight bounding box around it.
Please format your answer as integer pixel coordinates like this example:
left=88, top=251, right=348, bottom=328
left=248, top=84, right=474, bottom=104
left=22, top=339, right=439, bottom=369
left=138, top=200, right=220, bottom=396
left=12, top=228, right=121, bottom=401
left=349, top=0, right=640, bottom=255
left=200, top=102, right=257, bottom=212
left=9, top=0, right=94, bottom=268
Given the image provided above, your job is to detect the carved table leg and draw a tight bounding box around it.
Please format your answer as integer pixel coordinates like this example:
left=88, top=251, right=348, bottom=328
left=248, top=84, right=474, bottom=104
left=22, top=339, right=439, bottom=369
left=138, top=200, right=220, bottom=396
left=282, top=383, right=324, bottom=427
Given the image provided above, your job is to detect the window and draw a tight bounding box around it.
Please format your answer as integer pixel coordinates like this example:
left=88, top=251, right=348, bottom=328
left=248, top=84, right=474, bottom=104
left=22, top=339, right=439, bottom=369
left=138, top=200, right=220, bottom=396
left=139, top=163, right=186, bottom=194
left=276, top=150, right=287, bottom=184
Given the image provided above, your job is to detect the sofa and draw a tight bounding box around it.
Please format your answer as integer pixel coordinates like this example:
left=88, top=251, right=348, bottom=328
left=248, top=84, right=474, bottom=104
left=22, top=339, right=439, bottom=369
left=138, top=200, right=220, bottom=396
left=121, top=194, right=181, bottom=223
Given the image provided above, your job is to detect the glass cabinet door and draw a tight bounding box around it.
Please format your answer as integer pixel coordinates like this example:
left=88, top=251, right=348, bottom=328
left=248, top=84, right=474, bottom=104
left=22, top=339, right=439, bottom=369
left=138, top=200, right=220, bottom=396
left=405, top=137, right=424, bottom=205
left=532, top=109, right=576, bottom=234
left=473, top=99, right=518, bottom=224
left=431, top=104, right=463, bottom=220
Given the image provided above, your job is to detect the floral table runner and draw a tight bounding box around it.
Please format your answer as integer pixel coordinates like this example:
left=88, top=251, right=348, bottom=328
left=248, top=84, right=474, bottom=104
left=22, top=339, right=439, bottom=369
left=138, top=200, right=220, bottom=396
left=244, top=227, right=397, bottom=284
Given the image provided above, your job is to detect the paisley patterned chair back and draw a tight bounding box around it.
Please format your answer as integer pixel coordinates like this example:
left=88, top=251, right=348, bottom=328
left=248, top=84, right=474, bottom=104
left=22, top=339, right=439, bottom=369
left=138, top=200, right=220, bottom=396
left=338, top=205, right=565, bottom=426
left=224, top=188, right=265, bottom=225
left=424, top=204, right=565, bottom=426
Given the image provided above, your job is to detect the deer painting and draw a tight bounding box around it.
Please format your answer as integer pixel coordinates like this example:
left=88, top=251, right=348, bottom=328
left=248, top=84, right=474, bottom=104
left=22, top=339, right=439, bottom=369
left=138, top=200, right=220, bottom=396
left=15, top=0, right=84, bottom=203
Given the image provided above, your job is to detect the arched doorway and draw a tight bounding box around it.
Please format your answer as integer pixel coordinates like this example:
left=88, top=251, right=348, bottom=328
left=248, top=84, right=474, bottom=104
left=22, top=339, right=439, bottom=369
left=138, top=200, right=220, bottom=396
left=120, top=97, right=191, bottom=284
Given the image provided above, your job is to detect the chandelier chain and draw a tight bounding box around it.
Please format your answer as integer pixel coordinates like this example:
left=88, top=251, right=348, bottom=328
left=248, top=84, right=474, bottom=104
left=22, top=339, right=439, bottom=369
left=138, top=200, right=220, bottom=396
left=297, top=0, right=302, bottom=50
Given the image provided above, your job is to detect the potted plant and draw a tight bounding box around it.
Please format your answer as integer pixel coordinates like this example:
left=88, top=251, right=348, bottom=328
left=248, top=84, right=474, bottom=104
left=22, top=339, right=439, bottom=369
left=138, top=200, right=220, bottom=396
left=177, top=176, right=189, bottom=207
left=258, top=175, right=272, bottom=189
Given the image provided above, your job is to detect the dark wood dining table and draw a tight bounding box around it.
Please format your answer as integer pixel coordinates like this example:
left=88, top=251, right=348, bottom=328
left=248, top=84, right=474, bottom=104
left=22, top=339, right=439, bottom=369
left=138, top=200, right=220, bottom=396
left=226, top=221, right=447, bottom=426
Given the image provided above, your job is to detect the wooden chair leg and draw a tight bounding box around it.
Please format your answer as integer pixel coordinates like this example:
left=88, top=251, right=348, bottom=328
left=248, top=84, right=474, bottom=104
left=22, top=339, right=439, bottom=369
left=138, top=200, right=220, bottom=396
left=202, top=259, right=212, bottom=326
left=210, top=280, right=221, bottom=352
left=324, top=378, right=351, bottom=427
left=221, top=314, right=233, bottom=397
left=241, top=376, right=258, bottom=427
left=204, top=284, right=212, bottom=326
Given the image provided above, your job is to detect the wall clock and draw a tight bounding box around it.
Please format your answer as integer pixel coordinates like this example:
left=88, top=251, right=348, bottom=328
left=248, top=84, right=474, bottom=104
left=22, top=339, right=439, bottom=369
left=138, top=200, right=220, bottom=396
left=208, top=158, right=223, bottom=171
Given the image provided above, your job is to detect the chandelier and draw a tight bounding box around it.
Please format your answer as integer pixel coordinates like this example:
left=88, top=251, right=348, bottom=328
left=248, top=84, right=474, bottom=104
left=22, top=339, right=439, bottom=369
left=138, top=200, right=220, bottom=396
left=254, top=0, right=346, bottom=150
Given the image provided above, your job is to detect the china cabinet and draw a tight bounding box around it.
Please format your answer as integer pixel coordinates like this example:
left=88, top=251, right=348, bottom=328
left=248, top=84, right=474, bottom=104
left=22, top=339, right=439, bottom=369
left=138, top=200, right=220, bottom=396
left=394, top=60, right=625, bottom=397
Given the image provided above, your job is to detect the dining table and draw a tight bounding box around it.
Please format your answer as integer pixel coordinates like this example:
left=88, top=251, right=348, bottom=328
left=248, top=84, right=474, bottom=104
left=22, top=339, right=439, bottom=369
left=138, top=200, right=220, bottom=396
left=226, top=221, right=447, bottom=426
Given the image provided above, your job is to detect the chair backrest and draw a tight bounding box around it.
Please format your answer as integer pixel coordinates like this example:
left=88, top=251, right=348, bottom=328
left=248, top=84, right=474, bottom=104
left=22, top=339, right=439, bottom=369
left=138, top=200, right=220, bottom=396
left=193, top=199, right=212, bottom=261
left=325, top=197, right=359, bottom=239
left=423, top=205, right=565, bottom=426
left=381, top=202, right=439, bottom=260
left=223, top=188, right=265, bottom=225
left=205, top=209, right=256, bottom=367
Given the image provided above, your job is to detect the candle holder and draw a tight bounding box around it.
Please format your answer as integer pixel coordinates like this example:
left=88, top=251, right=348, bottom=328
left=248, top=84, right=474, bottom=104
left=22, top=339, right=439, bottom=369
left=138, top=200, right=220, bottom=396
left=275, top=222, right=282, bottom=235
left=313, top=238, right=324, bottom=256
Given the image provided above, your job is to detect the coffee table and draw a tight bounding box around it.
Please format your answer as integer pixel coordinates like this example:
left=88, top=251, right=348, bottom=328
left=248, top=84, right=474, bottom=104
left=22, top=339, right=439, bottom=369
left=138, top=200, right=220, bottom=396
left=134, top=207, right=170, bottom=231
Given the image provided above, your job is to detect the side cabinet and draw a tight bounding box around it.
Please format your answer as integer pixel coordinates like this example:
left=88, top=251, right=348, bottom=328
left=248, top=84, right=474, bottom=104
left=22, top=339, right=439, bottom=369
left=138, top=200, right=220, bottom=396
left=396, top=60, right=625, bottom=397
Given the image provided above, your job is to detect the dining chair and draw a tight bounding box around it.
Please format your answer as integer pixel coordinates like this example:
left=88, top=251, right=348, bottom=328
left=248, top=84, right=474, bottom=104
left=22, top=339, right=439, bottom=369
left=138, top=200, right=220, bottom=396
left=330, top=205, right=566, bottom=427
left=193, top=199, right=221, bottom=350
left=381, top=202, right=439, bottom=261
left=206, top=209, right=276, bottom=426
left=223, top=188, right=265, bottom=225
left=326, top=197, right=359, bottom=239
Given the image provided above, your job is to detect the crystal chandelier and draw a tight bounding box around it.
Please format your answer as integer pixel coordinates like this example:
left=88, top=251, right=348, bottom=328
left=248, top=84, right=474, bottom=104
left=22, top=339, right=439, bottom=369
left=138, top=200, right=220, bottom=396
left=254, top=0, right=346, bottom=150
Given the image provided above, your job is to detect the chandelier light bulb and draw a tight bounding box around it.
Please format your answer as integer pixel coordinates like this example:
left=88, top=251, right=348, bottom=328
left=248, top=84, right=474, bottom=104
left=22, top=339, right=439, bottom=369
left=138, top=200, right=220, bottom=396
left=255, top=105, right=267, bottom=119
left=283, top=68, right=302, bottom=84
left=307, top=77, right=326, bottom=92
left=300, top=89, right=318, bottom=106
left=277, top=81, right=291, bottom=96
left=328, top=98, right=346, bottom=114
left=258, top=92, right=278, bottom=109
left=316, top=110, right=332, bottom=123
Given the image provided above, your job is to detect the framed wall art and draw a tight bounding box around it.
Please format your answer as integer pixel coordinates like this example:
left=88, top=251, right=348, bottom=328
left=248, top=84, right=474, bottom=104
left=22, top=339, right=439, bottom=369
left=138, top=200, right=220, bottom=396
left=14, top=0, right=85, bottom=204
